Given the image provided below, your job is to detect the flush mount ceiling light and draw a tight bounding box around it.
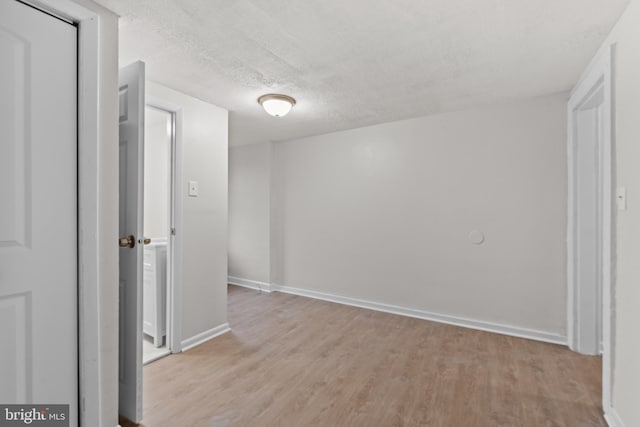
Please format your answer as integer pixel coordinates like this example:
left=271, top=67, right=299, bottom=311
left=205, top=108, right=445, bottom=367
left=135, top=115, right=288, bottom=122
left=257, top=94, right=296, bottom=117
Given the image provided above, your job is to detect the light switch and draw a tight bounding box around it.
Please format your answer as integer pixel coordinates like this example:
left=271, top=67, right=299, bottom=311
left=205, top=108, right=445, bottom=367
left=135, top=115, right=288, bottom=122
left=188, top=180, right=199, bottom=197
left=617, top=186, right=627, bottom=211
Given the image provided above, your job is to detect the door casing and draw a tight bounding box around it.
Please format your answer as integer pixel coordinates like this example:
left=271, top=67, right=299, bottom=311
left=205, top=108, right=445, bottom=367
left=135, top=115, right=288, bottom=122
left=567, top=45, right=614, bottom=415
left=146, top=95, right=185, bottom=354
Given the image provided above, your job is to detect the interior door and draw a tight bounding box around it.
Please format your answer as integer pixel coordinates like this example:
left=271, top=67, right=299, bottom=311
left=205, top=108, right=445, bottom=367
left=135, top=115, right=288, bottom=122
left=119, top=61, right=146, bottom=423
left=0, top=0, right=78, bottom=424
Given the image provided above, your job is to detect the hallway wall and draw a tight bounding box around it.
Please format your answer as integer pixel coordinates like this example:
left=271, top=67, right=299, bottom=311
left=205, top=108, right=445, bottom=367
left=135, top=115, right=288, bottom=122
left=230, top=92, right=569, bottom=340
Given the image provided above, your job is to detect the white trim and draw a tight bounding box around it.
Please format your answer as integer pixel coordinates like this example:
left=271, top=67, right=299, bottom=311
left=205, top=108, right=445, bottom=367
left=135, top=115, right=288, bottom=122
left=142, top=348, right=171, bottom=366
left=228, top=276, right=272, bottom=293
left=605, top=409, right=626, bottom=427
left=181, top=323, right=231, bottom=352
left=171, top=107, right=184, bottom=353
left=76, top=15, right=103, bottom=427
left=567, top=46, right=613, bottom=409
left=270, top=283, right=566, bottom=346
left=145, top=96, right=185, bottom=353
left=23, top=0, right=101, bottom=21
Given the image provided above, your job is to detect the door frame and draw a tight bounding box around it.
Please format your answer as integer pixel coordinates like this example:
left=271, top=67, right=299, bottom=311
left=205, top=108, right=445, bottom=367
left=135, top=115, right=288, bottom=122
left=145, top=96, right=184, bottom=353
left=567, top=46, right=614, bottom=413
left=24, top=1, right=115, bottom=426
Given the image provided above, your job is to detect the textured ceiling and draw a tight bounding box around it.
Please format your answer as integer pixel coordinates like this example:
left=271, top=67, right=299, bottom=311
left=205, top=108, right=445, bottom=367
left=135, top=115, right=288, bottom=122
left=95, top=0, right=629, bottom=146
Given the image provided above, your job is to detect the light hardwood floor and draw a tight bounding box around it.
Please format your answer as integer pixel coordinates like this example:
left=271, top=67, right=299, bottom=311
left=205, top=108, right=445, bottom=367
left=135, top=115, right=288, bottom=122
left=122, top=285, right=605, bottom=427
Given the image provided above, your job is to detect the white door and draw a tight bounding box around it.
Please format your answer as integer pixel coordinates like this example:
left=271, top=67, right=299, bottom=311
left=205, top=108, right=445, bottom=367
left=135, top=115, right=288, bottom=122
left=0, top=0, right=78, bottom=424
left=118, top=61, right=146, bottom=423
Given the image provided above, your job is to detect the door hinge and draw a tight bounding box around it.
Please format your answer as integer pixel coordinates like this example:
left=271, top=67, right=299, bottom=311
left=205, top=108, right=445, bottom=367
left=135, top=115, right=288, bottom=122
left=171, top=228, right=176, bottom=236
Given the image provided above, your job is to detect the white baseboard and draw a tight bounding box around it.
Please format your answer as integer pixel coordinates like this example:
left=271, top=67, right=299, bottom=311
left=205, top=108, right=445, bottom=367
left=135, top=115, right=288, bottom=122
left=605, top=408, right=626, bottom=427
left=181, top=323, right=231, bottom=352
left=228, top=276, right=272, bottom=293
left=270, top=283, right=567, bottom=346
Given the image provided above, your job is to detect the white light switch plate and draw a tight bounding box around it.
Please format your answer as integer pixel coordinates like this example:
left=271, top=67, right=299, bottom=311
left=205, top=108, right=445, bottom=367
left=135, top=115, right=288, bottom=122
left=188, top=180, right=199, bottom=197
left=616, top=186, right=627, bottom=211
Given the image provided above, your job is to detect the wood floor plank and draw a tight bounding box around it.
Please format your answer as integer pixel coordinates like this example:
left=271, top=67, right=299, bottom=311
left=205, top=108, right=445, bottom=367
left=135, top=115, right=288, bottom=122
left=121, top=285, right=605, bottom=427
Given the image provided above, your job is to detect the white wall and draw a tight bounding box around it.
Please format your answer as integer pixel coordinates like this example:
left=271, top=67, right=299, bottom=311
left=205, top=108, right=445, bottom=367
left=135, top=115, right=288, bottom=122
left=266, top=93, right=568, bottom=337
left=147, top=81, right=229, bottom=343
left=228, top=142, right=271, bottom=283
left=143, top=107, right=170, bottom=239
left=583, top=0, right=640, bottom=424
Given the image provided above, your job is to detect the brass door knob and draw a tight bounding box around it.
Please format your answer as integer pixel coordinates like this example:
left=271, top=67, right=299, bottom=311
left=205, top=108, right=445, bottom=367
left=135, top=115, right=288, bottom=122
left=119, top=235, right=136, bottom=248
left=143, top=237, right=151, bottom=245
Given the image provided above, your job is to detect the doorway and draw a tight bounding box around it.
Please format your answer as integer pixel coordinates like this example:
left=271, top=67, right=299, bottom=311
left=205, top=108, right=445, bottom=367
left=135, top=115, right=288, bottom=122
left=567, top=47, right=613, bottom=413
left=142, top=105, right=175, bottom=364
left=569, top=85, right=605, bottom=356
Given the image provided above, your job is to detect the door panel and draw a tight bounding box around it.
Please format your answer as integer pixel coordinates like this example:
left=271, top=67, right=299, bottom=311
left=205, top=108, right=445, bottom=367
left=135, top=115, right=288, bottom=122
left=0, top=0, right=78, bottom=424
left=0, top=25, right=28, bottom=248
left=0, top=293, right=29, bottom=403
left=118, top=61, right=145, bottom=423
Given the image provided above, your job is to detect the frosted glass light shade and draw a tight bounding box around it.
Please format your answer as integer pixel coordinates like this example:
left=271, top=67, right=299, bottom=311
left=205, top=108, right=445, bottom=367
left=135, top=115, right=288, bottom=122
left=258, top=94, right=296, bottom=117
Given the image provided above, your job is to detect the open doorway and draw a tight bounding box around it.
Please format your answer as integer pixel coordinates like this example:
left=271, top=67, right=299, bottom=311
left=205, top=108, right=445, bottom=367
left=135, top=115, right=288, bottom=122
left=142, top=105, right=175, bottom=364
left=568, top=84, right=606, bottom=356
left=567, top=47, right=613, bottom=415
